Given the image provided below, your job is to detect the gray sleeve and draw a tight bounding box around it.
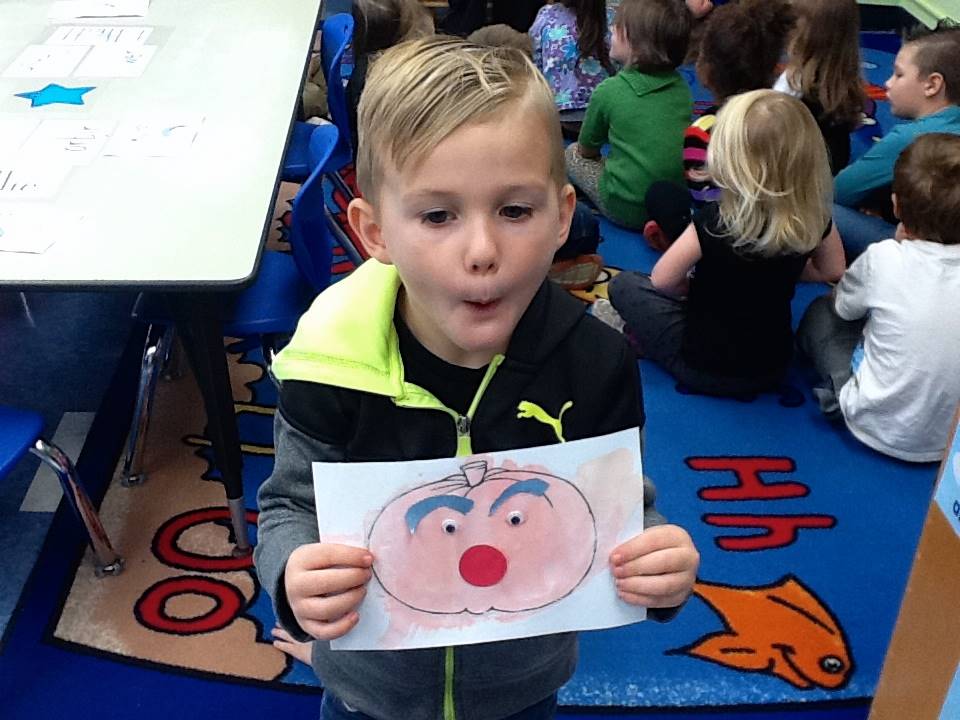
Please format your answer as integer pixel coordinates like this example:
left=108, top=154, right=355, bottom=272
left=254, top=410, right=347, bottom=641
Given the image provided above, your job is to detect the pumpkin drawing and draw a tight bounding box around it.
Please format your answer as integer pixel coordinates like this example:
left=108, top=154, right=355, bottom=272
left=367, top=459, right=597, bottom=614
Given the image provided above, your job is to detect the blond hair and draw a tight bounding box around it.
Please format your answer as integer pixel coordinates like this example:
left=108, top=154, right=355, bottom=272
left=356, top=36, right=565, bottom=200
left=708, top=90, right=832, bottom=257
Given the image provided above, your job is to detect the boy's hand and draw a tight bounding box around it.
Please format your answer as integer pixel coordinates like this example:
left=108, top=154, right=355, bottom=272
left=284, top=543, right=374, bottom=641
left=609, top=525, right=699, bottom=608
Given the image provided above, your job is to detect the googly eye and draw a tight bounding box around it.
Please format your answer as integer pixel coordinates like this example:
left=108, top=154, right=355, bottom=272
left=507, top=510, right=525, bottom=527
left=442, top=518, right=459, bottom=535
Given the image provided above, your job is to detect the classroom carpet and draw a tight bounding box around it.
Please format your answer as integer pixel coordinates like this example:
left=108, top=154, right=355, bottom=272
left=0, top=34, right=941, bottom=720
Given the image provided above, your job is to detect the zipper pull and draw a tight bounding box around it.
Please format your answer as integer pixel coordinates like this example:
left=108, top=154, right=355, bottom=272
left=455, top=415, right=472, bottom=457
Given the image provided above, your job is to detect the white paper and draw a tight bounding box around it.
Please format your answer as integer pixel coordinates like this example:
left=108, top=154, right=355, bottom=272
left=0, top=205, right=82, bottom=254
left=101, top=118, right=201, bottom=157
left=0, top=116, right=41, bottom=156
left=74, top=44, right=156, bottom=78
left=48, top=0, right=151, bottom=20
left=313, top=428, right=646, bottom=651
left=2, top=45, right=89, bottom=78
left=0, top=166, right=71, bottom=200
left=19, top=119, right=115, bottom=166
left=46, top=25, right=153, bottom=46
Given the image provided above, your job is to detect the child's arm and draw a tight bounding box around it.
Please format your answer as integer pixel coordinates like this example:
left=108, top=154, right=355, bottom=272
left=576, top=80, right=611, bottom=159
left=800, top=222, right=845, bottom=283
left=610, top=524, right=699, bottom=609
left=833, top=246, right=875, bottom=321
left=255, top=396, right=373, bottom=642
left=834, top=125, right=913, bottom=208
left=650, top=222, right=702, bottom=297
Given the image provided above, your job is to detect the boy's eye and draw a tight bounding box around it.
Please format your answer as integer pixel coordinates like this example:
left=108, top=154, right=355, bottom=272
left=422, top=210, right=452, bottom=225
left=500, top=205, right=532, bottom=220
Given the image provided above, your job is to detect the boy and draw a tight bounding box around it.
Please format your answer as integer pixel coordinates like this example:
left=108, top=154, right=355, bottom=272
left=833, top=24, right=960, bottom=261
left=799, top=133, right=960, bottom=463
left=255, top=37, right=699, bottom=720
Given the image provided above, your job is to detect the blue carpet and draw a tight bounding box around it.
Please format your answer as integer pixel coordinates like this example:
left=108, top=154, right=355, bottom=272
left=0, top=31, right=940, bottom=720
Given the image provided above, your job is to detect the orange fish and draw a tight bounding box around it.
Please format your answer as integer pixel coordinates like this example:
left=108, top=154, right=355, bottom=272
left=672, top=575, right=853, bottom=690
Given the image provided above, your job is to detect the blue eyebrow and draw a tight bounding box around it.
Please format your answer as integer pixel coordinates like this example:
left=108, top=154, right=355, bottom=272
left=405, top=495, right=475, bottom=533
left=489, top=478, right=551, bottom=515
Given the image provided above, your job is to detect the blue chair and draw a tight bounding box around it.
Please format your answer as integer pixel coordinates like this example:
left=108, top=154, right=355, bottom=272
left=283, top=13, right=355, bottom=199
left=0, top=405, right=123, bottom=576
left=123, top=125, right=343, bottom=486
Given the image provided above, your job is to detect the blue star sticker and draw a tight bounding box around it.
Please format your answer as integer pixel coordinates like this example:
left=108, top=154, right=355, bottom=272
left=15, top=83, right=95, bottom=108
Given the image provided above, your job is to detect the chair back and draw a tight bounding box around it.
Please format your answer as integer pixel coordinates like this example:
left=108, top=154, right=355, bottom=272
left=289, top=125, right=340, bottom=292
left=320, top=13, right=355, bottom=158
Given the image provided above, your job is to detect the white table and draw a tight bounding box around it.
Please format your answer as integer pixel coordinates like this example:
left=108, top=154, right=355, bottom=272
left=0, top=0, right=325, bottom=555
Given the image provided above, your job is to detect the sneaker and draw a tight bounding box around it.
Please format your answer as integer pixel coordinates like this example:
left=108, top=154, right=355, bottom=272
left=589, top=298, right=626, bottom=333
left=548, top=254, right=604, bottom=291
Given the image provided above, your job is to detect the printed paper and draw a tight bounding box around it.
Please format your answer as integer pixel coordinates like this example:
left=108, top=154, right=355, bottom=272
left=18, top=119, right=115, bottom=166
left=101, top=118, right=201, bottom=157
left=0, top=166, right=71, bottom=200
left=3, top=45, right=89, bottom=78
left=74, top=45, right=156, bottom=78
left=46, top=25, right=153, bottom=46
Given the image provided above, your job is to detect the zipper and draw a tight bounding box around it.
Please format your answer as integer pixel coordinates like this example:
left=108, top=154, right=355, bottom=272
left=436, top=354, right=504, bottom=720
left=443, top=646, right=456, bottom=720
left=393, top=355, right=505, bottom=720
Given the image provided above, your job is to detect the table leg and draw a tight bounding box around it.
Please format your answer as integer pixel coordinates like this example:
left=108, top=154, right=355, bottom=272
left=167, top=293, right=252, bottom=556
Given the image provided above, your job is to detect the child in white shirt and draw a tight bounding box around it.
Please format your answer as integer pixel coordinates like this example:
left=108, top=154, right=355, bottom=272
left=798, top=132, right=960, bottom=462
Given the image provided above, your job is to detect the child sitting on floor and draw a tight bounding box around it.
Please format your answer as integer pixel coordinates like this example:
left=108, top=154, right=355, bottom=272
left=529, top=0, right=617, bottom=134
left=605, top=90, right=845, bottom=398
left=644, top=0, right=796, bottom=249
left=256, top=36, right=699, bottom=720
left=798, top=133, right=960, bottom=463
left=833, top=23, right=960, bottom=261
left=565, top=0, right=692, bottom=230
left=773, top=0, right=866, bottom=176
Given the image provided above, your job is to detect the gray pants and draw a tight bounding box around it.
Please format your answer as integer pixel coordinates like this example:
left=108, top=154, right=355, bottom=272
left=796, top=294, right=866, bottom=416
left=609, top=272, right=784, bottom=397
left=565, top=143, right=609, bottom=217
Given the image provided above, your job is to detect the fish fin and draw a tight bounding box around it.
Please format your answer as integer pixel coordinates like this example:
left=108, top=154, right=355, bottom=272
left=683, top=633, right=771, bottom=672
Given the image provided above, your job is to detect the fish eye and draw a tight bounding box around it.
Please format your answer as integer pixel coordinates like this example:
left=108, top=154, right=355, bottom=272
left=506, top=510, right=525, bottom=526
left=442, top=518, right=459, bottom=535
left=819, top=656, right=845, bottom=674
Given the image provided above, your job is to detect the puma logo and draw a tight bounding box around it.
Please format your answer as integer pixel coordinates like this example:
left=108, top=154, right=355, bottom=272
left=516, top=400, right=573, bottom=443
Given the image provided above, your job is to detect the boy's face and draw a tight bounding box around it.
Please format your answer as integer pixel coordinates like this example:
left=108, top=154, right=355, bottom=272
left=349, top=104, right=576, bottom=369
left=885, top=44, right=931, bottom=118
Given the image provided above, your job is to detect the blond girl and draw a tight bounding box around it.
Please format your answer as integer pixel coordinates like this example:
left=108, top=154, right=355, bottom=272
left=773, top=0, right=865, bottom=174
left=606, top=90, right=845, bottom=397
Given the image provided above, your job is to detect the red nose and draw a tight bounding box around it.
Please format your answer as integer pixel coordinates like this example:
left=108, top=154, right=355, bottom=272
left=458, top=544, right=507, bottom=587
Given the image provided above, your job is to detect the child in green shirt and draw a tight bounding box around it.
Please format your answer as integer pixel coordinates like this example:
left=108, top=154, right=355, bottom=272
left=565, top=0, right=692, bottom=229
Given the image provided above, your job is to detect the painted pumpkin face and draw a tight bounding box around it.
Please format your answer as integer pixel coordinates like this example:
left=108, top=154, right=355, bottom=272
left=367, top=460, right=597, bottom=614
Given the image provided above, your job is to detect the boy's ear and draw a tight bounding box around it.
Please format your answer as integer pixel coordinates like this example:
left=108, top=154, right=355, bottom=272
left=556, top=183, right=577, bottom=250
left=923, top=71, right=945, bottom=99
left=347, top=197, right=391, bottom=264
left=891, top=192, right=900, bottom=220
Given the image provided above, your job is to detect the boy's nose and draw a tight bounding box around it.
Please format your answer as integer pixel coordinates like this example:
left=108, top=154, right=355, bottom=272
left=466, top=219, right=499, bottom=273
